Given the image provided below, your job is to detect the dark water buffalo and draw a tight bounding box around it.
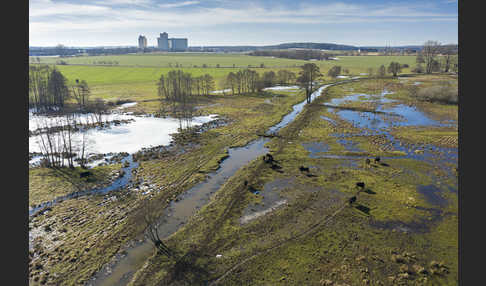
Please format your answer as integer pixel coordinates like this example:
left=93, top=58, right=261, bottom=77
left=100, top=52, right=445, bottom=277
left=80, top=171, right=92, bottom=178
left=299, top=166, right=310, bottom=172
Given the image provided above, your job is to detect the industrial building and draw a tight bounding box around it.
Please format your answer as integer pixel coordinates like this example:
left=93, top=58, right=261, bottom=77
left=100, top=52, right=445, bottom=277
left=138, top=35, right=147, bottom=49
left=157, top=32, right=188, bottom=51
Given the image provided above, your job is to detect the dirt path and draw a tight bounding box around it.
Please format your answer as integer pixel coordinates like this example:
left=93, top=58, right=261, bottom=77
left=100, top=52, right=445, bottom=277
left=209, top=200, right=351, bottom=285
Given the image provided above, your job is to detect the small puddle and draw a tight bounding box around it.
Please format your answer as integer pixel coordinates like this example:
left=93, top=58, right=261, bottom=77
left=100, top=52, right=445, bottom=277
left=302, top=142, right=330, bottom=158
left=336, top=139, right=362, bottom=152
left=417, top=185, right=448, bottom=207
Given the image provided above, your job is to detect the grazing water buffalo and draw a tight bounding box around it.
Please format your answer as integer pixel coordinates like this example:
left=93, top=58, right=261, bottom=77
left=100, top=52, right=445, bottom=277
left=80, top=171, right=92, bottom=178
left=374, top=157, right=381, bottom=163
left=299, top=166, right=310, bottom=172
left=263, top=153, right=275, bottom=164
left=348, top=196, right=357, bottom=205
left=356, top=182, right=365, bottom=189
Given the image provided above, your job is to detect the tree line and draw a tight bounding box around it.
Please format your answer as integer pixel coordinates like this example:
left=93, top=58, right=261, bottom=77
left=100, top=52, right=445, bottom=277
left=157, top=70, right=215, bottom=129
left=223, top=69, right=297, bottom=95
left=249, top=49, right=332, bottom=61
left=413, top=41, right=458, bottom=74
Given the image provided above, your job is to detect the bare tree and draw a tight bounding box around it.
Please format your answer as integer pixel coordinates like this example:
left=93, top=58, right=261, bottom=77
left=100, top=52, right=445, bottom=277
left=377, top=65, right=386, bottom=77
left=89, top=98, right=108, bottom=125
left=422, top=40, right=441, bottom=74
left=297, top=63, right=322, bottom=103
left=387, top=62, right=402, bottom=77
left=143, top=204, right=175, bottom=258
left=440, top=46, right=456, bottom=73
left=71, top=79, right=91, bottom=110
left=367, top=67, right=374, bottom=77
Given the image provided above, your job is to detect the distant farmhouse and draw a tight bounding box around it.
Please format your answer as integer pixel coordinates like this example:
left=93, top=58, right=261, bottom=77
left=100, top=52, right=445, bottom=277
left=156, top=32, right=188, bottom=51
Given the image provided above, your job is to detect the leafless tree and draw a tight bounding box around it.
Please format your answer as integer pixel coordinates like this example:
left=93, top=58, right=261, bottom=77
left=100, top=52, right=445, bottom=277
left=88, top=98, right=107, bottom=125
left=71, top=79, right=91, bottom=110
left=143, top=204, right=174, bottom=258
left=387, top=62, right=402, bottom=77
left=298, top=63, right=322, bottom=103
left=377, top=65, right=386, bottom=77
left=367, top=67, right=374, bottom=77
left=422, top=41, right=441, bottom=74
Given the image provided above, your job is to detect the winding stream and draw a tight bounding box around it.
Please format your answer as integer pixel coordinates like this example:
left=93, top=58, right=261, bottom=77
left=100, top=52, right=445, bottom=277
left=87, top=82, right=340, bottom=286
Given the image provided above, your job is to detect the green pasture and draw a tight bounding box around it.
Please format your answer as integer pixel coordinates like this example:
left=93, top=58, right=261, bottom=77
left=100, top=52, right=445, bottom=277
left=30, top=54, right=418, bottom=101
left=30, top=52, right=307, bottom=68
left=31, top=53, right=416, bottom=72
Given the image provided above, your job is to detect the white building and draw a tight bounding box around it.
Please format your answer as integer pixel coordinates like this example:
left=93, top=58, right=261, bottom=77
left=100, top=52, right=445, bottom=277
left=157, top=32, right=188, bottom=51
left=169, top=38, right=188, bottom=51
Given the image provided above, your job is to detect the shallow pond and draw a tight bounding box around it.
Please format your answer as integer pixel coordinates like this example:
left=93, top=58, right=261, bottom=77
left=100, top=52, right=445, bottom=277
left=29, top=114, right=218, bottom=155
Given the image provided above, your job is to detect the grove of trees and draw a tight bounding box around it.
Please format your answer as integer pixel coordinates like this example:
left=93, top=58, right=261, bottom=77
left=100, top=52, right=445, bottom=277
left=415, top=41, right=458, bottom=74
left=223, top=68, right=297, bottom=95
left=29, top=65, right=70, bottom=111
left=327, top=66, right=342, bottom=78
left=157, top=70, right=215, bottom=129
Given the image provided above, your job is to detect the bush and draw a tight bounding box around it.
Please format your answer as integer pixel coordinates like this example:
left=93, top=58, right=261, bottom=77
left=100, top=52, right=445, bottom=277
left=413, top=83, right=458, bottom=104
left=412, top=64, right=424, bottom=73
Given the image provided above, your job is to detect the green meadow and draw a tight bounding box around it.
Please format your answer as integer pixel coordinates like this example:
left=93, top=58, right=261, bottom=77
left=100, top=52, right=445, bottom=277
left=31, top=54, right=417, bottom=102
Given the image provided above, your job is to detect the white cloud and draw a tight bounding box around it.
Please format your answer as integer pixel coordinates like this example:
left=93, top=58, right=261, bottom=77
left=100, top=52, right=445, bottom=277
left=29, top=1, right=458, bottom=45
left=158, top=1, right=200, bottom=9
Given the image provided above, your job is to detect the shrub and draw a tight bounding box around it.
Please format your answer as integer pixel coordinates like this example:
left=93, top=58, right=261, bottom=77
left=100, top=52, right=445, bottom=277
left=413, top=82, right=458, bottom=104
left=412, top=64, right=424, bottom=73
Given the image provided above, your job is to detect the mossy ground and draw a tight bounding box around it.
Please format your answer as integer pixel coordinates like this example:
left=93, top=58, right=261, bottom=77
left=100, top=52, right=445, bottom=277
left=29, top=164, right=121, bottom=207
left=128, top=75, right=457, bottom=286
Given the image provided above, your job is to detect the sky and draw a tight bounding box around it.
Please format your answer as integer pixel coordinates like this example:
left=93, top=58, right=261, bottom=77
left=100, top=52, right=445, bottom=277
left=29, top=0, right=458, bottom=47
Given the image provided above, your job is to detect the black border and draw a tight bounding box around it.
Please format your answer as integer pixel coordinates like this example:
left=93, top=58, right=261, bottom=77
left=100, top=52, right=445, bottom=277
left=18, top=1, right=470, bottom=285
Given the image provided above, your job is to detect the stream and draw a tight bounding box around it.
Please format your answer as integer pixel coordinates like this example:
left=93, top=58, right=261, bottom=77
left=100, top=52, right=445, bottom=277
left=87, top=82, right=341, bottom=286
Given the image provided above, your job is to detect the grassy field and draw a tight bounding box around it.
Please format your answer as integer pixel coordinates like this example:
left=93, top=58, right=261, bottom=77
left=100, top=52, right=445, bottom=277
left=31, top=53, right=417, bottom=71
left=31, top=53, right=310, bottom=68
left=30, top=54, right=417, bottom=103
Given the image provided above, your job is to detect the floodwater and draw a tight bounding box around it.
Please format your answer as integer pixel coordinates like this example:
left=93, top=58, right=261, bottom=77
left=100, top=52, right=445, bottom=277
left=322, top=87, right=457, bottom=232
left=29, top=113, right=218, bottom=156
left=263, top=85, right=301, bottom=91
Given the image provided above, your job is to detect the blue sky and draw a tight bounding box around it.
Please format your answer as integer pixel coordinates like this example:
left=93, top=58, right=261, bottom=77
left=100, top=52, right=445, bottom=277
left=29, top=0, right=458, bottom=47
